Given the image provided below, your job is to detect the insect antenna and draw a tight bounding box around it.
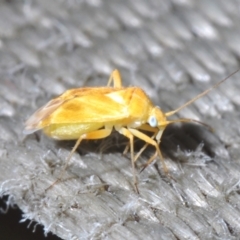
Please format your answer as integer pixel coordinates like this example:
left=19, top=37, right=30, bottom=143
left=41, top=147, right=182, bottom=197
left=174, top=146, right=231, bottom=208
left=163, top=118, right=213, bottom=131
left=165, top=69, right=240, bottom=117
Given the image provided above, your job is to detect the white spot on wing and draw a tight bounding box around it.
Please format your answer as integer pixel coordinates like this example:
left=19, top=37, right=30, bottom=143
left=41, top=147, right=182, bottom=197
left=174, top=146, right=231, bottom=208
left=106, top=92, right=125, bottom=104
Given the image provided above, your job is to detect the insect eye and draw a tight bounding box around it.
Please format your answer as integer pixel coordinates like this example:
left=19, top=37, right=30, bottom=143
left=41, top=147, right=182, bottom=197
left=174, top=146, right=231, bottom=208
left=148, top=116, right=158, bottom=127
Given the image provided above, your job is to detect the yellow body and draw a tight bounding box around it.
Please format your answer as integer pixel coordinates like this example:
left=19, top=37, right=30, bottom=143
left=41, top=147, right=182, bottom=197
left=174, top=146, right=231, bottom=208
left=25, top=87, right=166, bottom=140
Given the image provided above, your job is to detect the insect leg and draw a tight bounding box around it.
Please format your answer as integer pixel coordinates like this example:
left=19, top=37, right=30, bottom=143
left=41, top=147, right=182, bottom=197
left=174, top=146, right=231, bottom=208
left=117, top=127, right=139, bottom=193
left=127, top=128, right=168, bottom=174
left=123, top=124, right=158, bottom=156
left=124, top=124, right=159, bottom=162
left=134, top=124, right=159, bottom=162
left=134, top=131, right=158, bottom=163
left=46, top=128, right=112, bottom=191
left=107, top=69, right=122, bottom=88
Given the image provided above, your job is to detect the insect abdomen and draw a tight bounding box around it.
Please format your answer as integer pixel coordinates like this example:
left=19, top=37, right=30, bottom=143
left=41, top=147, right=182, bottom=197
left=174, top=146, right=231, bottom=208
left=43, top=122, right=103, bottom=140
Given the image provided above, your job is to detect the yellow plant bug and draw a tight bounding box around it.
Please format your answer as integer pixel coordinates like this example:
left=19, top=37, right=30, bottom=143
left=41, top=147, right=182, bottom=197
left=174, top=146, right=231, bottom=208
left=24, top=69, right=239, bottom=192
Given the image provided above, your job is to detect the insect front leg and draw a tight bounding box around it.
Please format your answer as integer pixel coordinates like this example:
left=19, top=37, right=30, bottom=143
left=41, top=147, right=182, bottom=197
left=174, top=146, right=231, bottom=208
left=123, top=124, right=158, bottom=160
left=117, top=127, right=139, bottom=193
left=133, top=124, right=159, bottom=162
left=46, top=128, right=112, bottom=191
left=107, top=69, right=123, bottom=88
left=134, top=131, right=158, bottom=163
left=127, top=128, right=168, bottom=174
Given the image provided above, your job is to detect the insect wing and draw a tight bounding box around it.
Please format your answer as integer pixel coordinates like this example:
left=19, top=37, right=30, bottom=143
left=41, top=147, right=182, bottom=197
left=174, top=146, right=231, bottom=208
left=24, top=87, right=133, bottom=134
left=24, top=97, right=66, bottom=134
left=46, top=93, right=129, bottom=124
left=24, top=87, right=125, bottom=133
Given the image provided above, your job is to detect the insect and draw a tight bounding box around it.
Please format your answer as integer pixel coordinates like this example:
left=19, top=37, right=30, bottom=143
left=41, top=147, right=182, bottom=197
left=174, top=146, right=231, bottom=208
left=24, top=69, right=239, bottom=192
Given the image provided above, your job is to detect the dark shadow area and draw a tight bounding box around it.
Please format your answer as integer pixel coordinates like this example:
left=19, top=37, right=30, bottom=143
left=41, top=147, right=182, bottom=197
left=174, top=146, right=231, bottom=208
left=0, top=196, right=62, bottom=240
left=160, top=122, right=223, bottom=161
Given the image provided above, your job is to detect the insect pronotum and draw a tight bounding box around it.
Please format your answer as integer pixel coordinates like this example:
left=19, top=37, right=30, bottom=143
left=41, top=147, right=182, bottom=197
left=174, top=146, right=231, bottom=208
left=24, top=69, right=239, bottom=192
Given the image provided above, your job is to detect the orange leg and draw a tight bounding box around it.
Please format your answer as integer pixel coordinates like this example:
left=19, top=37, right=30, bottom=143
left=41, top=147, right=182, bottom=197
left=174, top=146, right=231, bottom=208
left=107, top=69, right=122, bottom=88
left=123, top=124, right=158, bottom=160
left=46, top=128, right=112, bottom=191
left=134, top=131, right=158, bottom=163
left=127, top=128, right=168, bottom=174
left=117, top=127, right=139, bottom=193
left=133, top=125, right=159, bottom=162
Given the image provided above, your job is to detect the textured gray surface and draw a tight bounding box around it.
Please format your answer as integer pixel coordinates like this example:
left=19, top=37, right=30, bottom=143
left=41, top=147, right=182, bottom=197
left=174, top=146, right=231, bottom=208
left=1, top=0, right=240, bottom=239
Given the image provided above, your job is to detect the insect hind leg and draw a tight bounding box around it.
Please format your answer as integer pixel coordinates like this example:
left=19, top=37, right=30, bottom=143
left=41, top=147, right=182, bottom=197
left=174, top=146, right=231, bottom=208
left=107, top=69, right=123, bottom=88
left=46, top=128, right=112, bottom=191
